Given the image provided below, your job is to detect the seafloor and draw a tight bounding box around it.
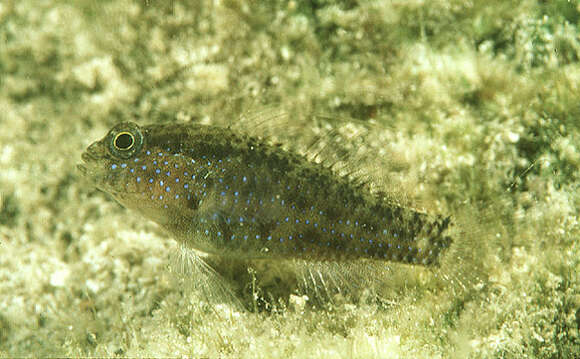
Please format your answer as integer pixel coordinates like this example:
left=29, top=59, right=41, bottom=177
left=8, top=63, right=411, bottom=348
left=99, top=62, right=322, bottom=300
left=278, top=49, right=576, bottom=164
left=0, top=0, right=579, bottom=358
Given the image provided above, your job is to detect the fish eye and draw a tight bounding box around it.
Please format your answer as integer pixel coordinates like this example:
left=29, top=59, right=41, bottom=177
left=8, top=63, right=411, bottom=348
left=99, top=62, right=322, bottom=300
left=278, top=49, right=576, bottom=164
left=114, top=132, right=135, bottom=150
left=107, top=122, right=144, bottom=159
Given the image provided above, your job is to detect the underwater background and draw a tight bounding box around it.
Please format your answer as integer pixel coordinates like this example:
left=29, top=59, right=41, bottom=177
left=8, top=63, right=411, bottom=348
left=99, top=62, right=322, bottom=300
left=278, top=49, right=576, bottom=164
left=0, top=0, right=579, bottom=357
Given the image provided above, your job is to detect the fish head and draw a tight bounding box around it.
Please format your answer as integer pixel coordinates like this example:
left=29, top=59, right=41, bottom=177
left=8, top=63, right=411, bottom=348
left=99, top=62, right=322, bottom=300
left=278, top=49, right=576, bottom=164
left=79, top=121, right=205, bottom=225
left=79, top=121, right=146, bottom=196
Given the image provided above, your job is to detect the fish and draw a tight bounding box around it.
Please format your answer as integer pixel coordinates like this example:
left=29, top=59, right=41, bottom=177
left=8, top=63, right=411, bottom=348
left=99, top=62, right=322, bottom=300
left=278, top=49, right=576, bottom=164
left=79, top=121, right=453, bottom=268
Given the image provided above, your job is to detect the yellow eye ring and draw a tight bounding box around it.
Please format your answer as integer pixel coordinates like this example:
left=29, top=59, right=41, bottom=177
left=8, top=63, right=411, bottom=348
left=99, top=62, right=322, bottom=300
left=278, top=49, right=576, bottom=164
left=107, top=122, right=144, bottom=159
left=113, top=131, right=135, bottom=151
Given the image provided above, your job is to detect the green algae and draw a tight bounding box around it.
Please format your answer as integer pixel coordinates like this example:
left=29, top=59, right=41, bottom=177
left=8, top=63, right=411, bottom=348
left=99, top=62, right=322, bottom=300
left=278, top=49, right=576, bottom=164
left=0, top=0, right=578, bottom=357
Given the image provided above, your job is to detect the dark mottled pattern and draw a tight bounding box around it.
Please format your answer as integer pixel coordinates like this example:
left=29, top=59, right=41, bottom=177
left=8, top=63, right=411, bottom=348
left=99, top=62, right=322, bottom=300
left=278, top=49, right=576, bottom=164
left=80, top=122, right=453, bottom=265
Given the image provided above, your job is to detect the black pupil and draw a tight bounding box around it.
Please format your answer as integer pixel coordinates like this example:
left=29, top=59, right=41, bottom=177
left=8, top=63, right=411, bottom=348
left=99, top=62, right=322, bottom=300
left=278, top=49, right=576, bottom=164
left=115, top=133, right=134, bottom=150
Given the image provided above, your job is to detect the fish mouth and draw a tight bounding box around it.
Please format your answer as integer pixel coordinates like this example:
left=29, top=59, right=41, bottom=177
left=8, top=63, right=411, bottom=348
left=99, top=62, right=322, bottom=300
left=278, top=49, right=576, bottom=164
left=78, top=141, right=107, bottom=175
left=78, top=150, right=98, bottom=176
left=77, top=159, right=117, bottom=194
left=77, top=144, right=132, bottom=196
left=78, top=142, right=106, bottom=185
left=81, top=141, right=104, bottom=162
left=77, top=157, right=101, bottom=187
left=81, top=151, right=95, bottom=163
left=77, top=163, right=88, bottom=176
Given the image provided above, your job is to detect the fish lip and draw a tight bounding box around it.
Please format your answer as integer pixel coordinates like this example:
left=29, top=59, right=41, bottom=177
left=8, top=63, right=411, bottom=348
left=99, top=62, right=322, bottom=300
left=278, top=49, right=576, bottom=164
left=79, top=151, right=99, bottom=175
left=76, top=161, right=100, bottom=184
left=81, top=151, right=94, bottom=162
left=81, top=141, right=106, bottom=162
left=76, top=163, right=88, bottom=175
left=81, top=146, right=100, bottom=162
left=79, top=141, right=106, bottom=176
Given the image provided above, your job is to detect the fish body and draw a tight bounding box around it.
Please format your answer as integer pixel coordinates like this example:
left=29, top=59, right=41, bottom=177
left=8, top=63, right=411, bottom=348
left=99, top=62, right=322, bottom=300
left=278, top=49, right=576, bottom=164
left=80, top=122, right=452, bottom=265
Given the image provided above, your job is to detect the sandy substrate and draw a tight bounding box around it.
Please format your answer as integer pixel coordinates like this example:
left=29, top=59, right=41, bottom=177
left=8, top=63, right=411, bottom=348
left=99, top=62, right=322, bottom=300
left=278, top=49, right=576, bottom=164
left=0, top=1, right=579, bottom=357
